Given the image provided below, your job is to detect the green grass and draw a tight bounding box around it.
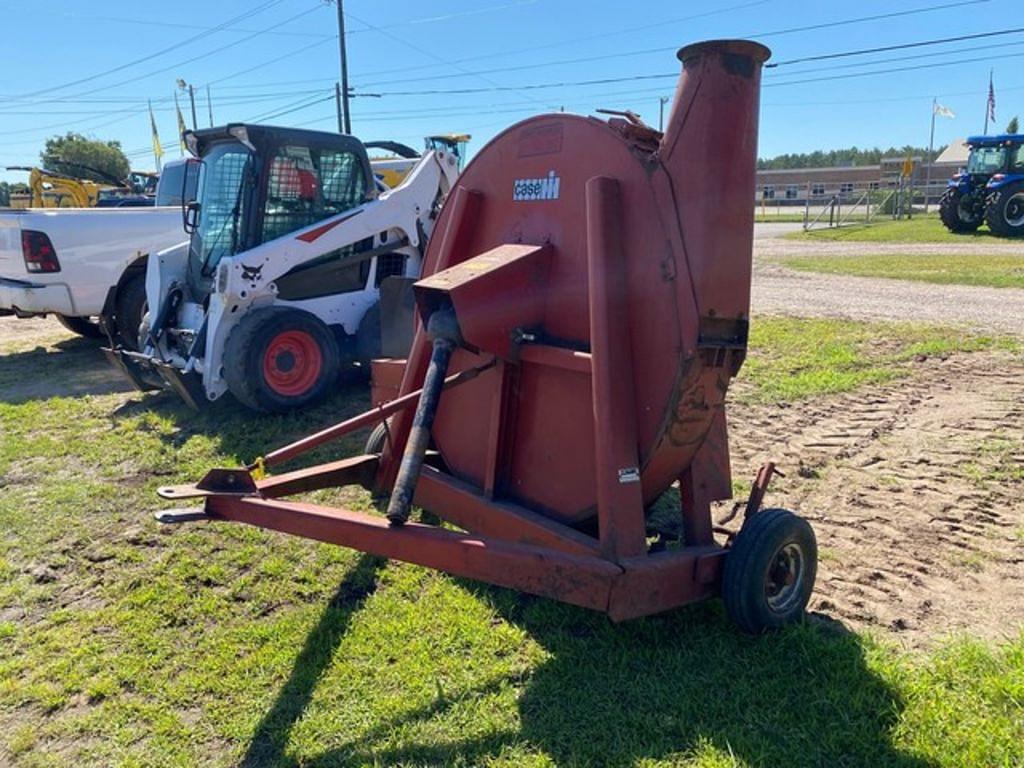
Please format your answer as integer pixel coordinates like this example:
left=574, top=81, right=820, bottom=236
left=742, top=317, right=1019, bottom=402
left=780, top=252, right=1024, bottom=290
left=753, top=212, right=807, bottom=223
left=0, top=323, right=1022, bottom=767
left=785, top=214, right=997, bottom=244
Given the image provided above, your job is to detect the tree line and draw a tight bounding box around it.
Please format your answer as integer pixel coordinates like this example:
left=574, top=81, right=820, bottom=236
left=757, top=145, right=946, bottom=170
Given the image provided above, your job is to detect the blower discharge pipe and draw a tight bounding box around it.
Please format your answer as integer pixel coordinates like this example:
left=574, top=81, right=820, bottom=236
left=386, top=306, right=460, bottom=525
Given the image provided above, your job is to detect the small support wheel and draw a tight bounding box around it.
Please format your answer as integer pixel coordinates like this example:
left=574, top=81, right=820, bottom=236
left=722, top=507, right=817, bottom=633
left=364, top=420, right=390, bottom=455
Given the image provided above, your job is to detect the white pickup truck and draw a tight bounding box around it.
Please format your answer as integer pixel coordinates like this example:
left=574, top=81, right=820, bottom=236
left=0, top=161, right=191, bottom=347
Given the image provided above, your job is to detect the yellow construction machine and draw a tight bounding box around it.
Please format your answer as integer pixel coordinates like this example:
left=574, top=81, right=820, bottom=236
left=367, top=134, right=471, bottom=189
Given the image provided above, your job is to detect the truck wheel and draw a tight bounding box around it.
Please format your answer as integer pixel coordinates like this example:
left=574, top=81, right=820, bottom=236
left=56, top=314, right=105, bottom=339
left=938, top=187, right=983, bottom=232
left=985, top=181, right=1024, bottom=237
left=223, top=307, right=340, bottom=413
left=114, top=273, right=148, bottom=351
left=722, top=508, right=817, bottom=633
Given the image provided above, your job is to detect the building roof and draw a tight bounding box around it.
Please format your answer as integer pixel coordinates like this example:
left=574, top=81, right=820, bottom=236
left=935, top=138, right=969, bottom=166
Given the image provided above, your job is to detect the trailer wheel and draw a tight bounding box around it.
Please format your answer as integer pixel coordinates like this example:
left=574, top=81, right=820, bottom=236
left=985, top=181, right=1024, bottom=237
left=364, top=420, right=390, bottom=455
left=114, top=272, right=148, bottom=351
left=722, top=508, right=817, bottom=633
left=938, top=187, right=983, bottom=232
left=56, top=314, right=105, bottom=339
left=224, top=307, right=340, bottom=413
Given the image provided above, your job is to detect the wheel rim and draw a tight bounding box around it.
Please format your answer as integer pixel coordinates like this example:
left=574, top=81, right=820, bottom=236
left=1004, top=192, right=1024, bottom=227
left=764, top=541, right=806, bottom=614
left=262, top=330, right=323, bottom=397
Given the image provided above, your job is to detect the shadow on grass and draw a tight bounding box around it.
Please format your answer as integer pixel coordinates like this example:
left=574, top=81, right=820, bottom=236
left=240, top=553, right=384, bottom=768
left=0, top=336, right=133, bottom=403
left=260, top=587, right=934, bottom=768
left=110, top=366, right=375, bottom=470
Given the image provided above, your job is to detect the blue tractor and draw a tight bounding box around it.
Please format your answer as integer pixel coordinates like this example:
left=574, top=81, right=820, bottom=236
left=939, top=134, right=1024, bottom=235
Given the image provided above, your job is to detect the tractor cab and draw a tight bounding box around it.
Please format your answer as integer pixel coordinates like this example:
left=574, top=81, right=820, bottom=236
left=181, top=123, right=376, bottom=298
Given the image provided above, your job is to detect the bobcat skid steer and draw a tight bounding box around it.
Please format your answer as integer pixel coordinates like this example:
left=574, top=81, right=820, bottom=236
left=105, top=123, right=459, bottom=412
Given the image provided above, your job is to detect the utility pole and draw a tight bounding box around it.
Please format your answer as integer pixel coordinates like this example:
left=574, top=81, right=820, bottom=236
left=206, top=85, right=214, bottom=127
left=335, top=0, right=351, bottom=133
left=176, top=79, right=198, bottom=130
left=658, top=96, right=669, bottom=131
left=335, top=83, right=343, bottom=133
left=925, top=98, right=936, bottom=213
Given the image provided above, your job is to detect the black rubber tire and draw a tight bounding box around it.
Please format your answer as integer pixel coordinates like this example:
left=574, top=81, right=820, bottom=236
left=722, top=508, right=817, bottom=634
left=355, top=301, right=381, bottom=366
left=938, top=187, right=983, bottom=233
left=55, top=314, right=105, bottom=339
left=364, top=421, right=389, bottom=455
left=984, top=180, right=1024, bottom=237
left=223, top=307, right=340, bottom=413
left=114, top=272, right=148, bottom=351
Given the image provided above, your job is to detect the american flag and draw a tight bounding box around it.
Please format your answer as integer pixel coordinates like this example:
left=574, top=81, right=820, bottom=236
left=987, top=72, right=996, bottom=124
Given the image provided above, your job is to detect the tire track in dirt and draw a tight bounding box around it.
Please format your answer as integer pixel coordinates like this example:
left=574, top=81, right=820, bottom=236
left=725, top=352, right=1024, bottom=646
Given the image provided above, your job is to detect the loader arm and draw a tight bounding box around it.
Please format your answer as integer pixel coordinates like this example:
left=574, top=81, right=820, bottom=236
left=198, top=151, right=456, bottom=399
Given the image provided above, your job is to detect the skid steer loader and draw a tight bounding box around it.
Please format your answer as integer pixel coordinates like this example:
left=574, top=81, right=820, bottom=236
left=105, top=123, right=460, bottom=412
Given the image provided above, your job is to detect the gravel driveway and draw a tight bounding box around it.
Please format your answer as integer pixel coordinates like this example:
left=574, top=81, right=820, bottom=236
left=751, top=224, right=1024, bottom=337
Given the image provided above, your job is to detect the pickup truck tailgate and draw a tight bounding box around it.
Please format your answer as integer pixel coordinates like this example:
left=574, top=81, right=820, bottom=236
left=0, top=210, right=26, bottom=278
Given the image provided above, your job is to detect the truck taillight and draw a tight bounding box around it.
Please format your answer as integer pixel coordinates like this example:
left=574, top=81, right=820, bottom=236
left=21, top=230, right=60, bottom=273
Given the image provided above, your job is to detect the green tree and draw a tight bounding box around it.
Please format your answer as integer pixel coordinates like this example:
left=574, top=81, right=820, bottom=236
left=0, top=181, right=9, bottom=207
left=757, top=145, right=942, bottom=170
left=40, top=133, right=130, bottom=183
left=1006, top=116, right=1020, bottom=134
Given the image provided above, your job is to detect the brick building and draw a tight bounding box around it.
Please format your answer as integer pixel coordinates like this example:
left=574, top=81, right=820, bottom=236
left=754, top=148, right=966, bottom=205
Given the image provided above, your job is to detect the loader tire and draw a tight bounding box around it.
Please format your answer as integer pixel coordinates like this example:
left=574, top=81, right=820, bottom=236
left=56, top=314, right=105, bottom=339
left=938, top=187, right=983, bottom=233
left=114, top=272, right=148, bottom=351
left=722, top=508, right=817, bottom=634
left=984, top=181, right=1024, bottom=237
left=223, top=307, right=340, bottom=413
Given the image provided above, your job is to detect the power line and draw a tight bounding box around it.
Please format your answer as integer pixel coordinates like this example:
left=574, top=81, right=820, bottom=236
left=765, top=48, right=1024, bottom=88
left=767, top=25, right=1024, bottom=68
left=6, top=0, right=287, bottom=100
left=351, top=0, right=989, bottom=88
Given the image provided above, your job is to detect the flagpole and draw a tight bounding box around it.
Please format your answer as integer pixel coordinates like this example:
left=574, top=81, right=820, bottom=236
left=984, top=69, right=992, bottom=134
left=926, top=98, right=937, bottom=213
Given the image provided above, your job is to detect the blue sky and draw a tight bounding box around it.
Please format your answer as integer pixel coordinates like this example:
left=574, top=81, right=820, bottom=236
left=1, top=0, right=1021, bottom=184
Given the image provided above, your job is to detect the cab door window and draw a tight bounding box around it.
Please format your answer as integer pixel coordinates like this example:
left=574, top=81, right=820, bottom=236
left=261, top=145, right=368, bottom=243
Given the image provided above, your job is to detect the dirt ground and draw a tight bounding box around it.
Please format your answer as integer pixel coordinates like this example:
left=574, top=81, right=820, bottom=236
left=726, top=352, right=1024, bottom=647
left=2, top=297, right=1023, bottom=648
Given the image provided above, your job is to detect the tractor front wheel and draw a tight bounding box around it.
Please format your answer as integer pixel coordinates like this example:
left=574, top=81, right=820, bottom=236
left=938, top=187, right=983, bottom=232
left=985, top=181, right=1024, bottom=237
left=224, top=307, right=340, bottom=413
left=722, top=508, right=817, bottom=633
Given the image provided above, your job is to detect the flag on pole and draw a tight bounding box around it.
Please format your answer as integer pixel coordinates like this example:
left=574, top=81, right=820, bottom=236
left=148, top=100, right=163, bottom=169
left=174, top=92, right=188, bottom=155
left=987, top=71, right=996, bottom=124
left=933, top=102, right=955, bottom=119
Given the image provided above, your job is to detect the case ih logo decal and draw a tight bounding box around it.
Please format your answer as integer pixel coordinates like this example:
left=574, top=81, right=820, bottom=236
left=513, top=171, right=560, bottom=201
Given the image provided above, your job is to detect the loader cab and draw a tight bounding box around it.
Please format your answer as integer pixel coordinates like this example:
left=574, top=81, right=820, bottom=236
left=182, top=123, right=375, bottom=297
